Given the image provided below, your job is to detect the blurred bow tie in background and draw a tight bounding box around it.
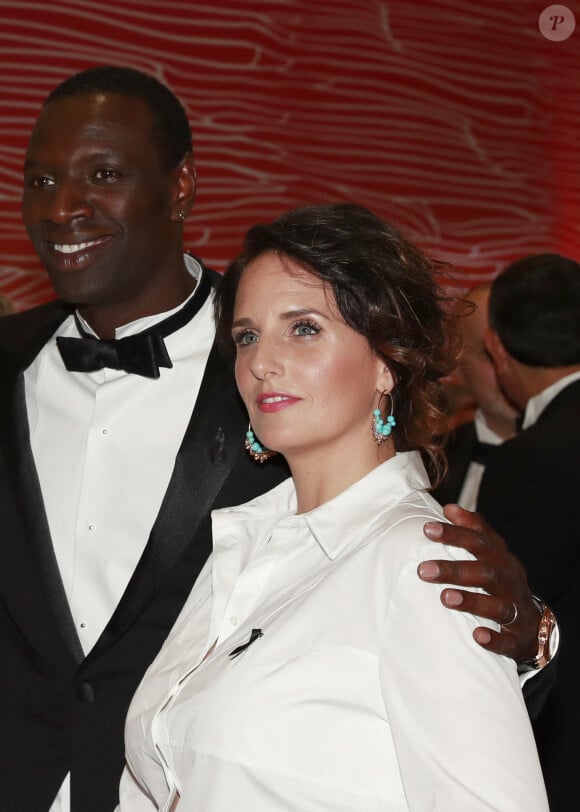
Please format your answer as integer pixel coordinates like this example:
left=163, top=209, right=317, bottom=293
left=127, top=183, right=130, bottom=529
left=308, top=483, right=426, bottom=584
left=472, top=440, right=496, bottom=465
left=56, top=271, right=211, bottom=379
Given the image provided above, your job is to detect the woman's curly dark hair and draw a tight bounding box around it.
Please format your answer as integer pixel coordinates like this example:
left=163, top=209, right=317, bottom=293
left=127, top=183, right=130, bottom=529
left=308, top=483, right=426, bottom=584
left=215, top=203, right=459, bottom=486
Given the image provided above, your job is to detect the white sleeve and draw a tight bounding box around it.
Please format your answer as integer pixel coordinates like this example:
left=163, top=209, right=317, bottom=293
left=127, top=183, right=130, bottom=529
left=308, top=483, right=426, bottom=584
left=116, top=764, right=158, bottom=812
left=379, top=532, right=549, bottom=811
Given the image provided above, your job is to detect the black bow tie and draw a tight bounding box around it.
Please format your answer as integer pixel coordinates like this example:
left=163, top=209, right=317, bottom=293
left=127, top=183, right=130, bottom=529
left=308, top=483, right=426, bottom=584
left=472, top=440, right=496, bottom=465
left=56, top=271, right=211, bottom=379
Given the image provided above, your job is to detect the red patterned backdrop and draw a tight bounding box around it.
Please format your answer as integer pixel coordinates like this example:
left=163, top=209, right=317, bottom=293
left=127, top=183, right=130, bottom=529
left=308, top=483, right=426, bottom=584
left=1, top=0, right=579, bottom=310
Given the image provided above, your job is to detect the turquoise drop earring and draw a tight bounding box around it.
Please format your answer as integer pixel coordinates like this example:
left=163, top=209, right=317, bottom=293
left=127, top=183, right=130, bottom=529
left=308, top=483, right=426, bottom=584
left=245, top=424, right=276, bottom=463
left=372, top=396, right=396, bottom=445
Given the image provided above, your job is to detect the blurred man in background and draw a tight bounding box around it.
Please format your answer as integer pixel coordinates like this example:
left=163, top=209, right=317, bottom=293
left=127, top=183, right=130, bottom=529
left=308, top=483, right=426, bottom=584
left=434, top=282, right=518, bottom=508
left=478, top=253, right=580, bottom=812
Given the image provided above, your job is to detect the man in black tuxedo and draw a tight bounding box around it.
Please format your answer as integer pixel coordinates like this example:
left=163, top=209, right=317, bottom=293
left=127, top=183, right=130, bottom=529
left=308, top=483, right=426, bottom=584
left=0, top=66, right=551, bottom=812
left=433, top=282, right=518, bottom=508
left=478, top=253, right=580, bottom=812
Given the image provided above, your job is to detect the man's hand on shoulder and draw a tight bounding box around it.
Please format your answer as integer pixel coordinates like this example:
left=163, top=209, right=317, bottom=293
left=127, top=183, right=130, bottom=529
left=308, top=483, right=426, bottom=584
left=418, top=504, right=540, bottom=663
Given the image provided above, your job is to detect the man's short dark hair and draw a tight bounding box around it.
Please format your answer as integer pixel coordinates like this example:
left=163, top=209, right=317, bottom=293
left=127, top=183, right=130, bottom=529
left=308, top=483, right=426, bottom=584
left=45, top=66, right=192, bottom=171
left=489, top=253, right=580, bottom=367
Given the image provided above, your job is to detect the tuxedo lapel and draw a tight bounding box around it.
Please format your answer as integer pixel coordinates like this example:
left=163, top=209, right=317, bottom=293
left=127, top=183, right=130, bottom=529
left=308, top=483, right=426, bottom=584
left=0, top=303, right=83, bottom=668
left=433, top=421, right=477, bottom=505
left=477, top=379, right=580, bottom=519
left=89, top=342, right=247, bottom=658
left=537, top=378, right=580, bottom=422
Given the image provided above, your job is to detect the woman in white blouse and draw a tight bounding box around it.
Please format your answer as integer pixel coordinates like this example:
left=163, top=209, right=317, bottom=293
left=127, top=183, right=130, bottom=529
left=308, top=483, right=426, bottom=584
left=118, top=204, right=548, bottom=811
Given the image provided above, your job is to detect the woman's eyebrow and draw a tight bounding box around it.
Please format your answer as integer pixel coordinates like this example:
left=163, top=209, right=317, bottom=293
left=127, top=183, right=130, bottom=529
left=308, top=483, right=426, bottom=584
left=232, top=307, right=329, bottom=329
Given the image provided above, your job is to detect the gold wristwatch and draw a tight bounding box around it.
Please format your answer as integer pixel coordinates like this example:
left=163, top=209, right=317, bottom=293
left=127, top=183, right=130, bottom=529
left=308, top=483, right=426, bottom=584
left=519, top=597, right=556, bottom=671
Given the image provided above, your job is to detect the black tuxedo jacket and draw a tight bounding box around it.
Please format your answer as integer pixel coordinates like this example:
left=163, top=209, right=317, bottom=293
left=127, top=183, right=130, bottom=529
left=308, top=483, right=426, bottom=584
left=0, top=284, right=289, bottom=811
left=477, top=378, right=580, bottom=812
left=431, top=420, right=478, bottom=506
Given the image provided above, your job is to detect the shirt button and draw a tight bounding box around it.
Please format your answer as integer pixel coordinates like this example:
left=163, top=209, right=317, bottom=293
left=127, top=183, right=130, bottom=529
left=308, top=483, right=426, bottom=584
left=88, top=524, right=96, bottom=531
left=102, top=428, right=109, bottom=435
left=77, top=682, right=96, bottom=703
left=80, top=622, right=86, bottom=629
left=229, top=616, right=238, bottom=626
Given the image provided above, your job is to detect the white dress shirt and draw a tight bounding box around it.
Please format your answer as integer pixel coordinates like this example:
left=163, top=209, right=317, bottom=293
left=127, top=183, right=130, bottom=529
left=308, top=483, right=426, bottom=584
left=119, top=452, right=548, bottom=812
left=24, top=256, right=215, bottom=812
left=456, top=408, right=504, bottom=511
left=522, top=369, right=580, bottom=429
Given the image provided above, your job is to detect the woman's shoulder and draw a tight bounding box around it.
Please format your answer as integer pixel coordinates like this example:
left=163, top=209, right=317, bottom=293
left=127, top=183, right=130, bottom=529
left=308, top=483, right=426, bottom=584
left=364, top=489, right=473, bottom=573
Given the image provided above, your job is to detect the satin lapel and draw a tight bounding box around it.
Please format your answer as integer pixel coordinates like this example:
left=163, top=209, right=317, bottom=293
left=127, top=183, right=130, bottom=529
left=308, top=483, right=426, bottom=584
left=90, top=342, right=247, bottom=657
left=433, top=422, right=477, bottom=505
left=448, top=423, right=478, bottom=501
left=538, top=378, right=580, bottom=421
left=0, top=303, right=84, bottom=668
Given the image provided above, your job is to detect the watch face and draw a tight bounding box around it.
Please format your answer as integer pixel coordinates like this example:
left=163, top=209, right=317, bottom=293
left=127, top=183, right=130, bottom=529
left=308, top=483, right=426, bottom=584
left=518, top=603, right=556, bottom=672
left=536, top=606, right=556, bottom=669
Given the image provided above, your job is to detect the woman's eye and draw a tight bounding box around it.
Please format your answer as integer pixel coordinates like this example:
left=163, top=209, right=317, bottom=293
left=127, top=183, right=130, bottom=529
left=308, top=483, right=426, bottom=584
left=292, top=320, right=320, bottom=336
left=233, top=330, right=258, bottom=346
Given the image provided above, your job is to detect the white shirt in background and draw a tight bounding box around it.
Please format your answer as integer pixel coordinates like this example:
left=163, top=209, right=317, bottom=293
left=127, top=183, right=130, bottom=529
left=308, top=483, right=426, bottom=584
left=456, top=408, right=504, bottom=511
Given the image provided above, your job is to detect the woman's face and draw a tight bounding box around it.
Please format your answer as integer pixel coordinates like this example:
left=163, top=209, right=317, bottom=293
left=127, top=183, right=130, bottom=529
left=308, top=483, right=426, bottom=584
left=232, top=250, right=393, bottom=466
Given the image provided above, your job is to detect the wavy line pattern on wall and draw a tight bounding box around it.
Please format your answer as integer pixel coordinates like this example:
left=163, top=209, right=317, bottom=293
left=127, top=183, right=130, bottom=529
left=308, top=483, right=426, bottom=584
left=0, top=0, right=578, bottom=309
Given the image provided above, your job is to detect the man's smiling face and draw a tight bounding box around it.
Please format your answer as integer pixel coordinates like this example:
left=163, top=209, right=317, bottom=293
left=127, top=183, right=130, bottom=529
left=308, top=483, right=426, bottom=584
left=22, top=91, right=183, bottom=314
